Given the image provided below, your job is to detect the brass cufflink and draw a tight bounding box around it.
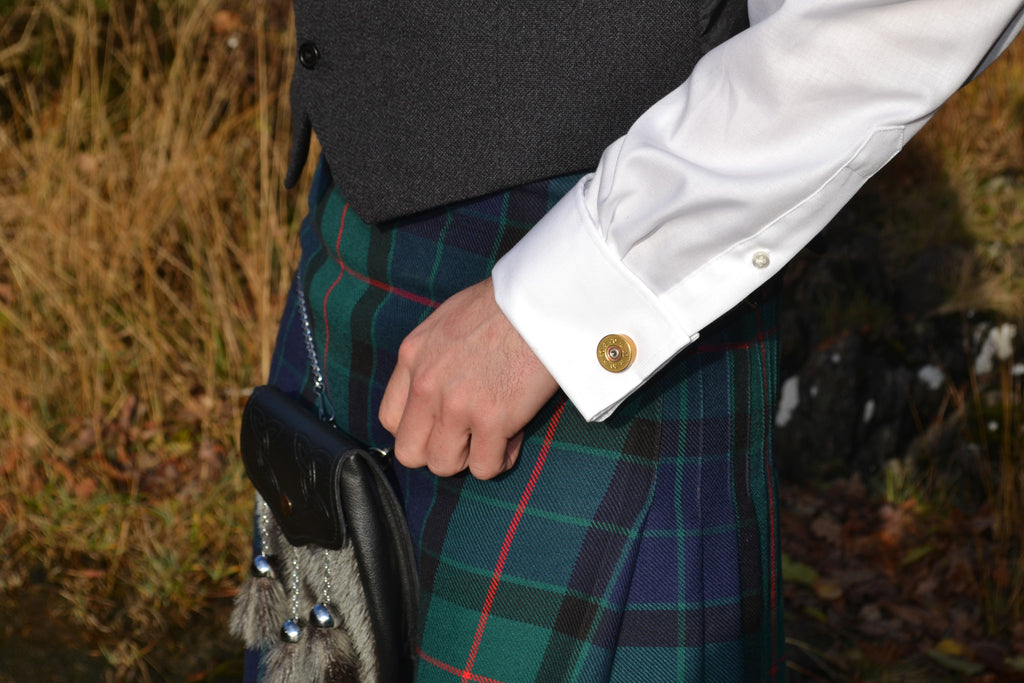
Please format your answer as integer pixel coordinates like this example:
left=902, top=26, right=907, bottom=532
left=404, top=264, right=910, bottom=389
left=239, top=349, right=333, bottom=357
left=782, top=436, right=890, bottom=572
left=597, top=334, right=636, bottom=373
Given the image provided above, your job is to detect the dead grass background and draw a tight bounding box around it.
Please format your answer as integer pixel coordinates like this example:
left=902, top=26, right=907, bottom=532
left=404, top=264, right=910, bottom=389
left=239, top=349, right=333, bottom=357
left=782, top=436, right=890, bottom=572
left=0, top=0, right=1022, bottom=679
left=1, top=0, right=309, bottom=675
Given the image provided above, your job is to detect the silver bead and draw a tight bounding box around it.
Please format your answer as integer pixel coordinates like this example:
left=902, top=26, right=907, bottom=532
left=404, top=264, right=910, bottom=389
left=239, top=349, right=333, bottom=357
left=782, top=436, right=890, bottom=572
left=252, top=554, right=274, bottom=578
left=309, top=603, right=335, bottom=628
left=280, top=619, right=302, bottom=643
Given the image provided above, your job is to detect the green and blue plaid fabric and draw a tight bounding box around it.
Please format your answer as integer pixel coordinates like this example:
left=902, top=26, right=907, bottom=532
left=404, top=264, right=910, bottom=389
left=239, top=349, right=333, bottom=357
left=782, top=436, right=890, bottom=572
left=253, top=159, right=785, bottom=681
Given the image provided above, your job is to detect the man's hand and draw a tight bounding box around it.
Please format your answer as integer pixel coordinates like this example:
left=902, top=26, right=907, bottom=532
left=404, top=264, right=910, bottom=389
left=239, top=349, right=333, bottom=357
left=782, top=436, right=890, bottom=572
left=379, top=278, right=558, bottom=479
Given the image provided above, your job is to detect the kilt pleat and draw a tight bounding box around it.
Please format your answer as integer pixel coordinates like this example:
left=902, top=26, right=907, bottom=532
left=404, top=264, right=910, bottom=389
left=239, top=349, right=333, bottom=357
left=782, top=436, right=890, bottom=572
left=255, top=158, right=785, bottom=682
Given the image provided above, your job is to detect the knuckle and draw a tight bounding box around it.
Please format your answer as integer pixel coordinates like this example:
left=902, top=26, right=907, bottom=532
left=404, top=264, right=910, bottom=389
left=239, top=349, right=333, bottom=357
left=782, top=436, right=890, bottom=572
left=396, top=333, right=423, bottom=364
left=467, top=438, right=508, bottom=481
left=378, top=404, right=397, bottom=433
left=428, top=457, right=463, bottom=478
left=468, top=457, right=502, bottom=481
left=393, top=444, right=426, bottom=470
left=408, top=364, right=445, bottom=399
left=407, top=377, right=435, bottom=404
left=427, top=443, right=469, bottom=478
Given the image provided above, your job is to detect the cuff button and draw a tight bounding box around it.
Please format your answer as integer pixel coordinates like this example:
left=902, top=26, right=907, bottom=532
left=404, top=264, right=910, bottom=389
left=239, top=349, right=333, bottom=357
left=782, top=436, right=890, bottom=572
left=597, top=334, right=636, bottom=373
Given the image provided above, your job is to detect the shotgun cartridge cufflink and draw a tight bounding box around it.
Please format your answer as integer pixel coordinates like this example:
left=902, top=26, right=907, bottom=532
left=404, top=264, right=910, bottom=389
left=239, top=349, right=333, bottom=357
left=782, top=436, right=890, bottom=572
left=597, top=334, right=636, bottom=372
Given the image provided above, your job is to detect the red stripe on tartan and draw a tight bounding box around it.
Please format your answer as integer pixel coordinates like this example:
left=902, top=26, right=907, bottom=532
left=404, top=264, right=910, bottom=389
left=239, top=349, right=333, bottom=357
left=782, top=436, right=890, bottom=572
left=334, top=203, right=349, bottom=258
left=419, top=651, right=507, bottom=683
left=460, top=401, right=567, bottom=682
left=319, top=204, right=350, bottom=396
left=418, top=648, right=506, bottom=683
left=766, top=654, right=787, bottom=680
left=327, top=202, right=440, bottom=310
left=321, top=272, right=344, bottom=395
left=692, top=325, right=779, bottom=355
left=339, top=261, right=440, bottom=310
left=754, top=307, right=779, bottom=676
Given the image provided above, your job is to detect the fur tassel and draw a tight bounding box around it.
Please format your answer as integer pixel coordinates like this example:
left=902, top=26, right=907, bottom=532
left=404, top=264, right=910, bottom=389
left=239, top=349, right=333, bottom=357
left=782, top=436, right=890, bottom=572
left=263, top=638, right=313, bottom=683
left=256, top=520, right=376, bottom=682
left=299, top=545, right=377, bottom=682
left=229, top=568, right=287, bottom=649
left=330, top=547, right=377, bottom=682
left=306, top=618, right=361, bottom=683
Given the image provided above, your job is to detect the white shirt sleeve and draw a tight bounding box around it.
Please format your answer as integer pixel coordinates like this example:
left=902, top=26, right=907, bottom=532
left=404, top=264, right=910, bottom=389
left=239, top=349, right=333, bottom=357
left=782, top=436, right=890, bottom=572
left=492, top=0, right=1024, bottom=422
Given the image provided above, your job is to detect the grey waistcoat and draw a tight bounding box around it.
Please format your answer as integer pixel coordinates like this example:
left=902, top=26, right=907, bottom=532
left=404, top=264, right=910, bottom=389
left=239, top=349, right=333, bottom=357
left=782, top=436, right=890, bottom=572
left=286, top=0, right=748, bottom=223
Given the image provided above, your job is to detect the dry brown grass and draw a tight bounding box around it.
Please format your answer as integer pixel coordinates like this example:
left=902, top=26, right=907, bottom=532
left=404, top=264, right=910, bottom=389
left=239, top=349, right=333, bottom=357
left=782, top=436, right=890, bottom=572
left=1, top=0, right=1023, bottom=677
left=0, top=0, right=311, bottom=674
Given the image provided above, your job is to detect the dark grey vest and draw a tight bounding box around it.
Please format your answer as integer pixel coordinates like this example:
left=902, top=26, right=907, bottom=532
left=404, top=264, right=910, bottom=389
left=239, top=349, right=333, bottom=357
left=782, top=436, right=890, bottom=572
left=286, top=1, right=748, bottom=223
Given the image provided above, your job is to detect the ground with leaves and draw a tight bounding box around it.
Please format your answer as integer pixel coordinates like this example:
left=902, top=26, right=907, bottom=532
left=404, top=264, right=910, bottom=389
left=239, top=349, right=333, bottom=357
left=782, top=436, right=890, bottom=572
left=782, top=474, right=1024, bottom=682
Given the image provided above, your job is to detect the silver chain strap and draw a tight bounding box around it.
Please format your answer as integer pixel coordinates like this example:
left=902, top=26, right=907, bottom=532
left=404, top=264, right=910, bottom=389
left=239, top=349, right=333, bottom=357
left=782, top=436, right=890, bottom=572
left=295, top=270, right=336, bottom=423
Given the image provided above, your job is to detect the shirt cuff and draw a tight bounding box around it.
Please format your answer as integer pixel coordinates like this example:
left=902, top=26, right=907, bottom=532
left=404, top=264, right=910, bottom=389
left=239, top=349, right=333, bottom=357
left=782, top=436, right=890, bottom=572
left=492, top=179, right=699, bottom=422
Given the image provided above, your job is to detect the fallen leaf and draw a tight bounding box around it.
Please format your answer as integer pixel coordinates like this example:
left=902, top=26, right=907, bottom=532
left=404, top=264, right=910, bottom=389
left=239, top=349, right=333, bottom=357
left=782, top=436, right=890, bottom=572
left=73, top=477, right=97, bottom=501
left=927, top=649, right=983, bottom=676
left=935, top=638, right=969, bottom=657
left=844, top=472, right=867, bottom=500
left=857, top=618, right=905, bottom=639
left=212, top=9, right=242, bottom=34
left=117, top=393, right=138, bottom=433
left=811, top=514, right=843, bottom=545
left=782, top=553, right=819, bottom=586
left=859, top=603, right=882, bottom=623
left=198, top=438, right=222, bottom=480
left=65, top=568, right=107, bottom=580
left=0, top=447, right=18, bottom=476
left=1006, top=655, right=1024, bottom=672
left=76, top=152, right=99, bottom=177
left=912, top=573, right=940, bottom=599
left=802, top=606, right=828, bottom=623
left=969, top=513, right=995, bottom=536
left=813, top=578, right=844, bottom=601
left=69, top=424, right=97, bottom=453
left=901, top=544, right=933, bottom=566
left=884, top=602, right=928, bottom=628
left=878, top=501, right=916, bottom=547
left=944, top=551, right=976, bottom=595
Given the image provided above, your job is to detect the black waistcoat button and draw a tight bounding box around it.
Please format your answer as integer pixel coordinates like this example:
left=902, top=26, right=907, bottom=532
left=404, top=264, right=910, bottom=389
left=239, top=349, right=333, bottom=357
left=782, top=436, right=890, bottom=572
left=298, top=42, right=320, bottom=69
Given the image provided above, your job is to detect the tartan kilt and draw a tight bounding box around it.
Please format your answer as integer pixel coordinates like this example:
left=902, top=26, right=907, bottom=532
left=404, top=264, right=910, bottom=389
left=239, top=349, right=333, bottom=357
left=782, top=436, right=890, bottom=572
left=253, top=158, right=785, bottom=682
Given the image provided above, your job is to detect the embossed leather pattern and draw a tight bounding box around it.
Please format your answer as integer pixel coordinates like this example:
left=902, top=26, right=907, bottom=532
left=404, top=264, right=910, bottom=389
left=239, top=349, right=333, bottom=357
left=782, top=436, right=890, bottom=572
left=240, top=387, right=351, bottom=549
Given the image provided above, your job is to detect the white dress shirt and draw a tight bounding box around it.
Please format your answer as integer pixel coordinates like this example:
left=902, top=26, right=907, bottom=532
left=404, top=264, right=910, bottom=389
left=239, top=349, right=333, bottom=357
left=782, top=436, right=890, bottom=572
left=493, top=0, right=1024, bottom=421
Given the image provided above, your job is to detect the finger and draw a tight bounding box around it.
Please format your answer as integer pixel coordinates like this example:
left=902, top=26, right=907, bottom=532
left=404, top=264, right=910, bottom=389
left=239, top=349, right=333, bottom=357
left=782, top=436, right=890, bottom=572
left=390, top=388, right=435, bottom=470
left=466, top=429, right=511, bottom=480
left=505, top=431, right=525, bottom=468
left=425, top=418, right=471, bottom=477
left=378, top=364, right=411, bottom=436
